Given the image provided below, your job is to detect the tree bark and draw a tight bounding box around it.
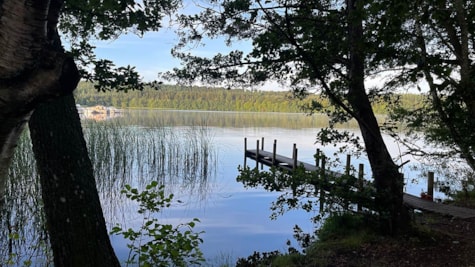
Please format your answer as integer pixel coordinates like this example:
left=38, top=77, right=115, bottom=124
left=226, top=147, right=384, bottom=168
left=29, top=95, right=121, bottom=267
left=347, top=0, right=406, bottom=233
left=0, top=1, right=120, bottom=264
left=0, top=0, right=77, bottom=198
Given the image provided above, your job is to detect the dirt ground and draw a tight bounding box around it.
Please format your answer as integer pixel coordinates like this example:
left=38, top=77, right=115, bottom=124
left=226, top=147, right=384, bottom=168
left=327, top=212, right=475, bottom=267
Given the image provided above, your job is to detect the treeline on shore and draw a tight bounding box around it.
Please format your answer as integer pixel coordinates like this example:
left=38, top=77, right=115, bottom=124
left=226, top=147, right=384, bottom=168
left=74, top=82, right=424, bottom=114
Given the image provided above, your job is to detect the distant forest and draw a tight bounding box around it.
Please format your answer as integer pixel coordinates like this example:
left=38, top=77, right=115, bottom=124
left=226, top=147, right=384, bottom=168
left=74, top=82, right=425, bottom=114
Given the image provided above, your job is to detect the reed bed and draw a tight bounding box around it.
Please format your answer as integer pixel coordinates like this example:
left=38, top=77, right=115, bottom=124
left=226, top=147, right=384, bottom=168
left=0, top=131, right=51, bottom=266
left=1, top=118, right=217, bottom=265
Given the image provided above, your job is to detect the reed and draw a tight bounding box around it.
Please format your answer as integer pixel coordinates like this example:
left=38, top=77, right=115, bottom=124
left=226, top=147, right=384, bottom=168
left=0, top=130, right=51, bottom=266
left=1, top=118, right=217, bottom=265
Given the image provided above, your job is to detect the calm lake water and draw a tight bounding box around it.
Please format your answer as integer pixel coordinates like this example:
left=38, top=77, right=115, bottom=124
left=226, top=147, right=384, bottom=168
left=99, top=110, right=438, bottom=264
left=1, top=109, right=441, bottom=266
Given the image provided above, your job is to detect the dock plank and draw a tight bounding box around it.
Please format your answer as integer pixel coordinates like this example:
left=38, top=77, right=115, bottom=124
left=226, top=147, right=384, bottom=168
left=245, top=149, right=475, bottom=219
left=403, top=194, right=475, bottom=219
left=245, top=149, right=341, bottom=176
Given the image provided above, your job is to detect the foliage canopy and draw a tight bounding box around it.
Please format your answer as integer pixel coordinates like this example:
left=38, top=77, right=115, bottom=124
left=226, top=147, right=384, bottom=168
left=165, top=0, right=407, bottom=233
left=60, top=0, right=181, bottom=91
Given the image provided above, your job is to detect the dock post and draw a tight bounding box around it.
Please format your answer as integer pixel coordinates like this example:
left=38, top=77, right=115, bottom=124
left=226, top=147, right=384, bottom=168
left=357, top=164, right=364, bottom=212
left=292, top=143, right=297, bottom=170
left=260, top=137, right=265, bottom=170
left=315, top=148, right=321, bottom=168
left=319, top=155, right=326, bottom=213
left=272, top=139, right=277, bottom=166
left=343, top=154, right=352, bottom=210
left=293, top=148, right=298, bottom=170
left=244, top=138, right=247, bottom=167
left=428, top=171, right=434, bottom=198
left=345, top=154, right=351, bottom=175
left=256, top=139, right=260, bottom=169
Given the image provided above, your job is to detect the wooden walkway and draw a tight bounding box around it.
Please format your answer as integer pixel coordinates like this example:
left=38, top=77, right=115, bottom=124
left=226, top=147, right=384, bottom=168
left=403, top=194, right=475, bottom=219
left=245, top=148, right=475, bottom=219
left=246, top=149, right=322, bottom=172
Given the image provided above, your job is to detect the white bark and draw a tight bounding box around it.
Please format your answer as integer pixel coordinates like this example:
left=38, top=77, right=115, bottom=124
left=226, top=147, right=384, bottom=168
left=0, top=0, right=49, bottom=78
left=0, top=0, right=78, bottom=199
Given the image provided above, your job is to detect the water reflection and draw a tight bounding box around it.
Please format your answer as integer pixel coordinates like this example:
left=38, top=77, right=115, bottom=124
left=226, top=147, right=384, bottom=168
left=1, top=110, right=435, bottom=265
left=1, top=114, right=217, bottom=265
left=112, top=109, right=371, bottom=129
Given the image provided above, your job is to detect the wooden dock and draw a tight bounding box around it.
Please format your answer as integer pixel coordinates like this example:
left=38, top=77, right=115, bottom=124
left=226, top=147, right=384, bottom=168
left=246, top=149, right=319, bottom=171
left=244, top=138, right=475, bottom=219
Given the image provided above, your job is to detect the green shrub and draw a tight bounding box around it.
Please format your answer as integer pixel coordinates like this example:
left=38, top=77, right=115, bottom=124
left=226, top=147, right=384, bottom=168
left=111, top=181, right=204, bottom=267
left=318, top=213, right=367, bottom=242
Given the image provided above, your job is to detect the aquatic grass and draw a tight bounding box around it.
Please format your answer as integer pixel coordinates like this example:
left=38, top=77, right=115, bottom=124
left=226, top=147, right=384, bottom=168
left=1, top=130, right=52, bottom=266
left=82, top=119, right=217, bottom=217
left=2, top=117, right=217, bottom=265
left=203, top=251, right=236, bottom=267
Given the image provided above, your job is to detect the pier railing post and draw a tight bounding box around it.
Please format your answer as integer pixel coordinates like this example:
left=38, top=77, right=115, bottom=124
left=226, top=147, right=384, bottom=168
left=256, top=139, right=260, bottom=169
left=292, top=143, right=297, bottom=170
left=260, top=137, right=265, bottom=170
left=428, top=171, right=434, bottom=198
left=342, top=154, right=352, bottom=210
left=357, top=164, right=364, bottom=212
left=244, top=137, right=247, bottom=167
left=315, top=149, right=320, bottom=168
left=319, top=155, right=326, bottom=213
left=272, top=139, right=277, bottom=166
left=345, top=154, right=351, bottom=176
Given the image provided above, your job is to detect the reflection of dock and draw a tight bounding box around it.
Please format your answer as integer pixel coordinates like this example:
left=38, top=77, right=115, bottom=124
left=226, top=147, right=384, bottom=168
left=244, top=137, right=475, bottom=219
left=77, top=105, right=122, bottom=121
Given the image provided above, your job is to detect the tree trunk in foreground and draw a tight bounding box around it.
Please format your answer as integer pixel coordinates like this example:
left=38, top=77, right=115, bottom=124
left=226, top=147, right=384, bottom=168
left=0, top=0, right=77, bottom=199
left=347, top=0, right=406, bottom=233
left=29, top=95, right=120, bottom=267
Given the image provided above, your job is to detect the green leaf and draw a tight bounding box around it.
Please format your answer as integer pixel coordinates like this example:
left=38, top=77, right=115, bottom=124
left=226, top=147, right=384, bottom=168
left=116, top=181, right=204, bottom=266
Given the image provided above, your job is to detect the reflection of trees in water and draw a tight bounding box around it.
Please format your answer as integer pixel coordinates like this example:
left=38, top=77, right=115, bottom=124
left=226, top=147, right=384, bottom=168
left=1, top=122, right=217, bottom=264
left=114, top=110, right=391, bottom=134
left=114, top=109, right=363, bottom=129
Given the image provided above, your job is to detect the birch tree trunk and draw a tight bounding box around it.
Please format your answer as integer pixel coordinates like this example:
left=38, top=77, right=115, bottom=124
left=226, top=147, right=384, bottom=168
left=0, top=0, right=78, bottom=198
left=29, top=95, right=121, bottom=267
left=0, top=1, right=120, bottom=264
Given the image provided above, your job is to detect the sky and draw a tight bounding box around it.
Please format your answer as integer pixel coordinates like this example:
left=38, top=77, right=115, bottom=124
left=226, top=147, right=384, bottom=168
left=92, top=31, right=290, bottom=91
left=94, top=31, right=183, bottom=82
left=91, top=1, right=250, bottom=84
left=92, top=30, right=234, bottom=82
left=88, top=1, right=426, bottom=93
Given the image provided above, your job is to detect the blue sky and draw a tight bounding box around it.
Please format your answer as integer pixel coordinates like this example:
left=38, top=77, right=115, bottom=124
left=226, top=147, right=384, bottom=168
left=93, top=31, right=425, bottom=93
left=91, top=31, right=287, bottom=90
left=89, top=2, right=424, bottom=93
left=93, top=31, right=235, bottom=82
left=91, top=0, right=250, bottom=83
left=94, top=30, right=182, bottom=82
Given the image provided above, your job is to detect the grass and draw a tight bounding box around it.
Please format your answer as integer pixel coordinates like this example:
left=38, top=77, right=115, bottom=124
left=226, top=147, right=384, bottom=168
left=1, top=119, right=217, bottom=265
left=203, top=251, right=236, bottom=267
left=242, top=210, right=465, bottom=267
left=1, top=130, right=52, bottom=266
left=447, top=189, right=475, bottom=208
left=82, top=119, right=217, bottom=207
left=301, top=213, right=378, bottom=266
left=234, top=212, right=381, bottom=267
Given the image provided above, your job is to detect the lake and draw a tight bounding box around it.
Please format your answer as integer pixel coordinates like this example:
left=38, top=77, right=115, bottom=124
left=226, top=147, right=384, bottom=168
left=1, top=109, right=441, bottom=266
left=97, top=110, right=440, bottom=264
